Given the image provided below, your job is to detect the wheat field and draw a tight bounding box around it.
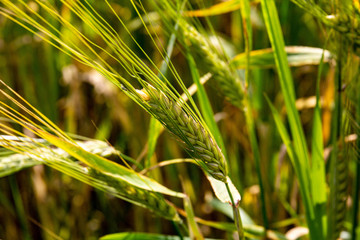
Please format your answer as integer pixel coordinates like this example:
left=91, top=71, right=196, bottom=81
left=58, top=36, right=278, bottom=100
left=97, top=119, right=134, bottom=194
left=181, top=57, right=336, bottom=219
left=0, top=0, right=359, bottom=239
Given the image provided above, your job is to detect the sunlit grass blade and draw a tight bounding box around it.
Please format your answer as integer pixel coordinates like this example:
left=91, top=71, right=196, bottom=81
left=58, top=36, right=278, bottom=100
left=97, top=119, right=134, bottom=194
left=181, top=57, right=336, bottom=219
left=327, top=39, right=348, bottom=240
left=239, top=0, right=269, bottom=231
left=266, top=96, right=327, bottom=238
left=184, top=0, right=241, bottom=17
left=0, top=137, right=117, bottom=178
left=265, top=97, right=300, bottom=185
left=38, top=130, right=185, bottom=197
left=260, top=0, right=311, bottom=169
left=183, top=194, right=203, bottom=240
left=311, top=122, right=327, bottom=216
left=146, top=118, right=162, bottom=167
left=209, top=198, right=252, bottom=224
left=310, top=47, right=327, bottom=236
left=232, top=46, right=332, bottom=69
left=0, top=129, right=181, bottom=221
left=260, top=0, right=323, bottom=238
left=265, top=96, right=318, bottom=239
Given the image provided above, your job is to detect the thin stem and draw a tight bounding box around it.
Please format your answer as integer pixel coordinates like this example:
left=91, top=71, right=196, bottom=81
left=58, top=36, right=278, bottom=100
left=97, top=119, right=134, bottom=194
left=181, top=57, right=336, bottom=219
left=226, top=182, right=244, bottom=240
left=140, top=159, right=196, bottom=175
left=172, top=220, right=187, bottom=240
left=351, top=88, right=360, bottom=240
left=327, top=35, right=344, bottom=240
left=244, top=101, right=269, bottom=231
left=240, top=0, right=269, bottom=230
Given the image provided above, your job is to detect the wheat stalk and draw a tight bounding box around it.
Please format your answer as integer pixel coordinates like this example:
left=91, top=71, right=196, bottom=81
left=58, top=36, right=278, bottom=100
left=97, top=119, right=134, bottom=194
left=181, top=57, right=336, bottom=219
left=137, top=86, right=228, bottom=182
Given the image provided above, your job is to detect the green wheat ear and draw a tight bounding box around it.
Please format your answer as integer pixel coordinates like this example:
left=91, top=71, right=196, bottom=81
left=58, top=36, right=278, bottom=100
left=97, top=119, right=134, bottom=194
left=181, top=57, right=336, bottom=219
left=291, top=0, right=360, bottom=45
left=180, top=18, right=245, bottom=108
left=0, top=0, right=229, bottom=182
left=137, top=86, right=228, bottom=182
left=89, top=168, right=179, bottom=221
left=180, top=19, right=244, bottom=107
left=328, top=149, right=349, bottom=239
left=153, top=0, right=244, bottom=108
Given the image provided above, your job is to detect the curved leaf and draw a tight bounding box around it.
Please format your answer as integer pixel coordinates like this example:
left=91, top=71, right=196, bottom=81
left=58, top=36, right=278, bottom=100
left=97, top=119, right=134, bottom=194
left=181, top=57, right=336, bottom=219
left=37, top=131, right=185, bottom=198
left=184, top=0, right=241, bottom=17
left=0, top=138, right=117, bottom=178
left=232, top=46, right=332, bottom=69
left=207, top=176, right=241, bottom=205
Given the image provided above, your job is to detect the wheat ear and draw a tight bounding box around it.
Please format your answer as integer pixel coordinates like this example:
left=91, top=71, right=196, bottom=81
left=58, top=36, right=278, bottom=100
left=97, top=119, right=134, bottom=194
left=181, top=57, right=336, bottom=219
left=179, top=19, right=245, bottom=108
left=328, top=150, right=349, bottom=239
left=89, top=168, right=179, bottom=221
left=291, top=0, right=360, bottom=45
left=137, top=86, right=228, bottom=182
left=153, top=0, right=244, bottom=107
